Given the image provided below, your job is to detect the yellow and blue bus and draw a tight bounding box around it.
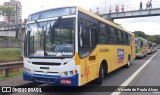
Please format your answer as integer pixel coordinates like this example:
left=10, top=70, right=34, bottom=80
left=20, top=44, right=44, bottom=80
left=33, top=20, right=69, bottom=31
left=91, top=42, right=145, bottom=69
left=135, top=37, right=148, bottom=58
left=23, top=6, right=135, bottom=86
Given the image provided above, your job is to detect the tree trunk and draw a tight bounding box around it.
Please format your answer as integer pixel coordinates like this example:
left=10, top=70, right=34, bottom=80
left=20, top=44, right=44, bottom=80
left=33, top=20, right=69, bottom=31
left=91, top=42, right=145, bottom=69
left=7, top=16, right=11, bottom=23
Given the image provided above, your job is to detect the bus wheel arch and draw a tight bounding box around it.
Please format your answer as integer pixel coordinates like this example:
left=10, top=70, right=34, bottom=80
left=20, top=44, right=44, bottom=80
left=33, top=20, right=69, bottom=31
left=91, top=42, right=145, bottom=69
left=101, top=60, right=108, bottom=76
left=94, top=59, right=108, bottom=85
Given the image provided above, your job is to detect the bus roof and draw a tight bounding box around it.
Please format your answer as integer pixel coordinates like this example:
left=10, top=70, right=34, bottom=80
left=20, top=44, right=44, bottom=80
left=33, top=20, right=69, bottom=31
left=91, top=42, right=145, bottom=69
left=28, top=6, right=133, bottom=36
left=29, top=6, right=76, bottom=16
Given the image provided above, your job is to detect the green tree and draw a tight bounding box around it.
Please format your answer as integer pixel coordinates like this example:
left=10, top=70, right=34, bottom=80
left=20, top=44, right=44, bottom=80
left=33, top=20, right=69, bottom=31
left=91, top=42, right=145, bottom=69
left=0, top=6, right=15, bottom=23
left=134, top=31, right=146, bottom=38
left=133, top=31, right=160, bottom=44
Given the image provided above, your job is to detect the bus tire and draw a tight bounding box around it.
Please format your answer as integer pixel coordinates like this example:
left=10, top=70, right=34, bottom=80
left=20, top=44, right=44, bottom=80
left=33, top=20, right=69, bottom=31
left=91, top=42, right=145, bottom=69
left=94, top=64, right=103, bottom=85
left=125, top=56, right=130, bottom=68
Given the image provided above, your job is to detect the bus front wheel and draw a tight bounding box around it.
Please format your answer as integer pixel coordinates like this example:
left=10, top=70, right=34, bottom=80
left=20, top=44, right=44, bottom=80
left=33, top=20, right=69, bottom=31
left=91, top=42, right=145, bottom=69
left=94, top=64, right=103, bottom=85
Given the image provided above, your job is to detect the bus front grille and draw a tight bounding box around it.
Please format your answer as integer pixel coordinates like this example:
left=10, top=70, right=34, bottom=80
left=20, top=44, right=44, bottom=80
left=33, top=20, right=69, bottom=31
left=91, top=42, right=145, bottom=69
left=34, top=70, right=59, bottom=75
left=32, top=62, right=61, bottom=66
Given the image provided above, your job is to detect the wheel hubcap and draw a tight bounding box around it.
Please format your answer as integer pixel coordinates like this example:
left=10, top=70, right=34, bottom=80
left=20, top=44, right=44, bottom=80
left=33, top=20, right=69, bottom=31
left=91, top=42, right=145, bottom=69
left=128, top=60, right=130, bottom=66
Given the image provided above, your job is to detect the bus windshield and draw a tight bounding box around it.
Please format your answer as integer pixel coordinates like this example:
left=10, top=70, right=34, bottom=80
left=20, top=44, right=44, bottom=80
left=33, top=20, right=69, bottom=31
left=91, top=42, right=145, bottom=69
left=136, top=39, right=141, bottom=49
left=25, top=18, right=75, bottom=58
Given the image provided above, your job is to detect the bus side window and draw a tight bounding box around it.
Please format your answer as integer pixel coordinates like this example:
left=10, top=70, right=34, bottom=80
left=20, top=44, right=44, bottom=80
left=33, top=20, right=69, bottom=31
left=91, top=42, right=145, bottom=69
left=78, top=18, right=97, bottom=58
left=99, top=23, right=107, bottom=44
left=106, top=25, right=110, bottom=44
left=128, top=34, right=131, bottom=45
left=122, top=32, right=126, bottom=45
left=117, top=30, right=122, bottom=44
left=126, top=33, right=129, bottom=45
left=80, top=26, right=90, bottom=47
left=121, top=32, right=124, bottom=45
left=91, top=28, right=96, bottom=46
left=114, top=29, right=118, bottom=44
left=141, top=40, right=143, bottom=47
left=109, top=27, right=116, bottom=44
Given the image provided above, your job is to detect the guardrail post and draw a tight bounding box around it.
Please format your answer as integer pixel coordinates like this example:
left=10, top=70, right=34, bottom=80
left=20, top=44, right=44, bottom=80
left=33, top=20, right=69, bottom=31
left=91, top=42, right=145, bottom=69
left=0, top=61, right=23, bottom=78
left=5, top=69, right=9, bottom=77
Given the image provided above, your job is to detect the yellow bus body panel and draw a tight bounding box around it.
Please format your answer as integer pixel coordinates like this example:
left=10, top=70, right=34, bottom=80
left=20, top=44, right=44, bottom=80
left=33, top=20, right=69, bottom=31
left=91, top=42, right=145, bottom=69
left=75, top=6, right=136, bottom=86
left=76, top=45, right=132, bottom=86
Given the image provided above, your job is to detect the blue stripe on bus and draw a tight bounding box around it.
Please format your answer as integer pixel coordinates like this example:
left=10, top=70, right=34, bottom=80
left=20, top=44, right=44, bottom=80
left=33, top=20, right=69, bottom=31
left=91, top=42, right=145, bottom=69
left=23, top=72, right=78, bottom=86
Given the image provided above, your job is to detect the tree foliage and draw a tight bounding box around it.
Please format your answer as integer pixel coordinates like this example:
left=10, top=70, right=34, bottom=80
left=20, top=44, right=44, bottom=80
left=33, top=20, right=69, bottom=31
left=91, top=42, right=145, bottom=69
left=133, top=31, right=160, bottom=44
left=0, top=6, right=15, bottom=22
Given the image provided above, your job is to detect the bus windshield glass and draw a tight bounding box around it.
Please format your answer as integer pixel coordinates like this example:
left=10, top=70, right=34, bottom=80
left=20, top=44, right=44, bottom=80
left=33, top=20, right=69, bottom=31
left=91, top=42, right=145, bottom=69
left=136, top=39, right=141, bottom=50
left=25, top=18, right=75, bottom=58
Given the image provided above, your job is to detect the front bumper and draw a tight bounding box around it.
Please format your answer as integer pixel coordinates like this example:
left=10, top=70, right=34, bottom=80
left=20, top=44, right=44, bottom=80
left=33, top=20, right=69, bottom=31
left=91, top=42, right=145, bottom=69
left=23, top=72, right=79, bottom=86
left=136, top=53, right=143, bottom=57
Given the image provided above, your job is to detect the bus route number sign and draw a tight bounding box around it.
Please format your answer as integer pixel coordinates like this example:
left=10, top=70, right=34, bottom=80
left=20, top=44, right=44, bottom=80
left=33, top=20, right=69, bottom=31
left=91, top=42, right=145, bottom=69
left=117, top=49, right=124, bottom=63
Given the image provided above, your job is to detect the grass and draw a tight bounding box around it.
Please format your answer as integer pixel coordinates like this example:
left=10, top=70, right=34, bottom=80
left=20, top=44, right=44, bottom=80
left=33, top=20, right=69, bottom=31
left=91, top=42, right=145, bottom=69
left=0, top=48, right=22, bottom=63
left=0, top=71, right=22, bottom=79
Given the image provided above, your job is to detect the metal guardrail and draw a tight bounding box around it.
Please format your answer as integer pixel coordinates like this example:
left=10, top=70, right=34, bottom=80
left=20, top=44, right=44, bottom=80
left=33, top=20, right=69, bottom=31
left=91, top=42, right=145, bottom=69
left=0, top=61, right=23, bottom=77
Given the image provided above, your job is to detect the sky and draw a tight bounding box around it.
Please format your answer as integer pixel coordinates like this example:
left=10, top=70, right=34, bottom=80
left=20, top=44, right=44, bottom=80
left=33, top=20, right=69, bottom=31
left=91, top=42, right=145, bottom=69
left=0, top=0, right=160, bottom=35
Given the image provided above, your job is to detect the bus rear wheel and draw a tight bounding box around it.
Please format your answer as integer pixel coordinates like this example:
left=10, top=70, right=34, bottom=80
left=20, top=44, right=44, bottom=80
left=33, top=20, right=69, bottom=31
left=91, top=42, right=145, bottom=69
left=94, top=64, right=103, bottom=85
left=125, top=57, right=130, bottom=68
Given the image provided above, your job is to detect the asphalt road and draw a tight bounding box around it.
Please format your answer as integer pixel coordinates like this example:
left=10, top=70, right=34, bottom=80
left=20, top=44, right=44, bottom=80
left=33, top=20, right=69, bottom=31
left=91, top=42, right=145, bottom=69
left=3, top=50, right=160, bottom=95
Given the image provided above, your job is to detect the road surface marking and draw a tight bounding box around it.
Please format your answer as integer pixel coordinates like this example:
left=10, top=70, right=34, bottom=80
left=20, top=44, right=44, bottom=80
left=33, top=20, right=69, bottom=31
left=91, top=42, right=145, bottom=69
left=111, top=53, right=157, bottom=95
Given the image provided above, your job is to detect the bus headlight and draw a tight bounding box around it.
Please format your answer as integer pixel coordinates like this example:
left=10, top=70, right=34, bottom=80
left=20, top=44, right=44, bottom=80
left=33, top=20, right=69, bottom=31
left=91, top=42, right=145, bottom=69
left=64, top=72, right=68, bottom=76
left=24, top=68, right=32, bottom=74
left=70, top=71, right=74, bottom=75
left=60, top=70, right=78, bottom=77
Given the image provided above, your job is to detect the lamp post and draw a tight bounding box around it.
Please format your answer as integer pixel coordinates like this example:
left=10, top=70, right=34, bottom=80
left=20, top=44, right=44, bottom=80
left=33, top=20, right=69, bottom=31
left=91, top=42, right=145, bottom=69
left=16, top=3, right=18, bottom=24
left=105, top=0, right=106, bottom=14
left=15, top=3, right=19, bottom=39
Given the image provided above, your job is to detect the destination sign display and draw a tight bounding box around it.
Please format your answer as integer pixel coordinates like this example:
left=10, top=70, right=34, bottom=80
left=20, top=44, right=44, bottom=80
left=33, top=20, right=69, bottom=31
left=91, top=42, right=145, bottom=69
left=28, top=7, right=76, bottom=21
